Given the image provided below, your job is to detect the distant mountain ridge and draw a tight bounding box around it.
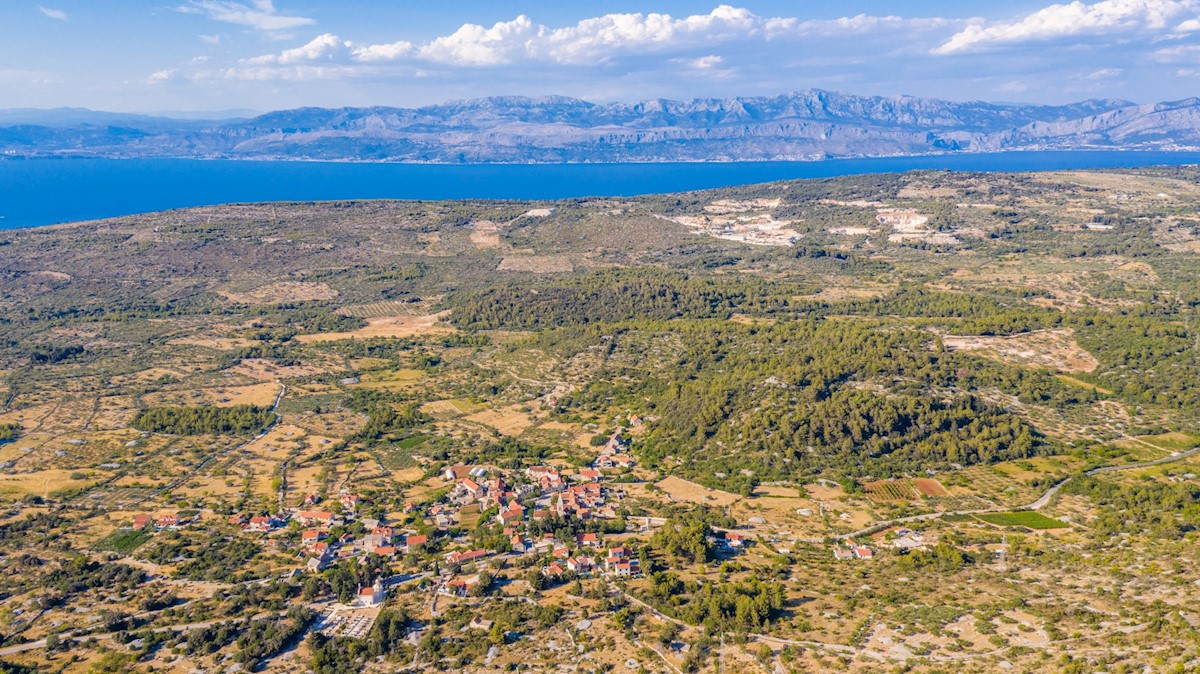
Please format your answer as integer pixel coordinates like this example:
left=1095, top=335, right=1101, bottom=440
left=2, top=90, right=1197, bottom=162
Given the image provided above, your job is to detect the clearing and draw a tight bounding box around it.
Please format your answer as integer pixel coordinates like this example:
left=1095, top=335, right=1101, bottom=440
left=296, top=312, right=455, bottom=343
left=942, top=329, right=1099, bottom=373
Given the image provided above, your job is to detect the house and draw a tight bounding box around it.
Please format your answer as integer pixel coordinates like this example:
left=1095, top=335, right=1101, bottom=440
left=156, top=513, right=180, bottom=529
left=611, top=561, right=640, bottom=578
left=724, top=532, right=745, bottom=548
left=404, top=534, right=428, bottom=552
left=247, top=515, right=275, bottom=533
left=228, top=514, right=248, bottom=527
left=608, top=545, right=632, bottom=560
left=456, top=478, right=484, bottom=501
left=440, top=575, right=480, bottom=597
left=552, top=546, right=570, bottom=559
left=496, top=504, right=525, bottom=525
left=301, top=530, right=326, bottom=547
left=307, top=548, right=333, bottom=572
left=540, top=474, right=566, bottom=493
left=303, top=493, right=320, bottom=506
left=132, top=514, right=151, bottom=530
left=576, top=468, right=602, bottom=482
left=444, top=548, right=490, bottom=565
left=340, top=493, right=361, bottom=512
left=295, top=510, right=334, bottom=527
left=853, top=547, right=874, bottom=560
left=833, top=548, right=855, bottom=560
left=510, top=534, right=527, bottom=554
left=356, top=578, right=385, bottom=608
left=468, top=616, right=494, bottom=631
left=543, top=562, right=565, bottom=578
left=373, top=546, right=397, bottom=558
left=576, top=532, right=600, bottom=547
left=363, top=526, right=394, bottom=549
left=892, top=529, right=927, bottom=550
left=567, top=556, right=595, bottom=574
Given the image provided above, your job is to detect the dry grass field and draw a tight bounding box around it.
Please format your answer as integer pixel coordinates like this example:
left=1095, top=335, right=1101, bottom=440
left=217, top=281, right=339, bottom=304
left=655, top=476, right=740, bottom=506
left=142, top=381, right=282, bottom=408
left=942, top=328, right=1099, bottom=373
left=296, top=312, right=456, bottom=343
left=463, top=404, right=537, bottom=436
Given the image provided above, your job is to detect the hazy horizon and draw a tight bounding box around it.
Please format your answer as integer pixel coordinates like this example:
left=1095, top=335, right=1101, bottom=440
left=2, top=1, right=1198, bottom=112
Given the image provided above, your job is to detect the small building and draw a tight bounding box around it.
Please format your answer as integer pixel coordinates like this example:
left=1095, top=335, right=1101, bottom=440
left=247, top=515, right=275, bottom=532
left=356, top=578, right=385, bottom=608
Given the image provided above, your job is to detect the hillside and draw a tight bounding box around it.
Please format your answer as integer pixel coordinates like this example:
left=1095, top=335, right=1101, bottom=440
left=3, top=90, right=1199, bottom=162
left=0, top=168, right=1199, bottom=672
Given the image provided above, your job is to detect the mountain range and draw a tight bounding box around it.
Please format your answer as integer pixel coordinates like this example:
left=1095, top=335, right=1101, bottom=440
left=2, top=90, right=1199, bottom=162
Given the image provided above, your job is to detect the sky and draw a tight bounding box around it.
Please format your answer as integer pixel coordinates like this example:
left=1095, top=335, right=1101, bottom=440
left=1, top=0, right=1199, bottom=113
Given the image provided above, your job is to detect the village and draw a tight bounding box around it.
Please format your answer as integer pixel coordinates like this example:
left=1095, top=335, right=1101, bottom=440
left=115, top=428, right=801, bottom=647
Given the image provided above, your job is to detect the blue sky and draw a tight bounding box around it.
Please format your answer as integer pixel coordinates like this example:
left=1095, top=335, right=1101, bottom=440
left=1, top=1, right=1198, bottom=113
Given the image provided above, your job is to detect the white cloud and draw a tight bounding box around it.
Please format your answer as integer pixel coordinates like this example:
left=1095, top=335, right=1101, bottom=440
left=767, top=14, right=952, bottom=38
left=1084, top=67, right=1123, bottom=78
left=418, top=15, right=537, bottom=66
left=38, top=6, right=68, bottom=21
left=238, top=5, right=952, bottom=72
left=179, top=0, right=314, bottom=34
left=997, top=80, right=1031, bottom=93
left=149, top=69, right=178, bottom=83
left=675, top=55, right=726, bottom=70
left=245, top=32, right=414, bottom=65
left=935, top=0, right=1198, bottom=54
left=199, top=34, right=222, bottom=45
left=535, top=5, right=761, bottom=65
left=1153, top=43, right=1200, bottom=61
left=353, top=40, right=415, bottom=63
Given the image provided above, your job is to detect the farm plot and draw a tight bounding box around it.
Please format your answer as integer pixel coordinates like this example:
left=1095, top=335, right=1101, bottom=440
left=945, top=465, right=1041, bottom=508
left=336, top=299, right=440, bottom=318
left=864, top=478, right=921, bottom=503
left=913, top=478, right=949, bottom=497
left=976, top=511, right=1069, bottom=529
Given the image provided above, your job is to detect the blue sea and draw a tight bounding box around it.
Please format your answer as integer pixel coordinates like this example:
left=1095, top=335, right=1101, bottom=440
left=2, top=151, right=1200, bottom=229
